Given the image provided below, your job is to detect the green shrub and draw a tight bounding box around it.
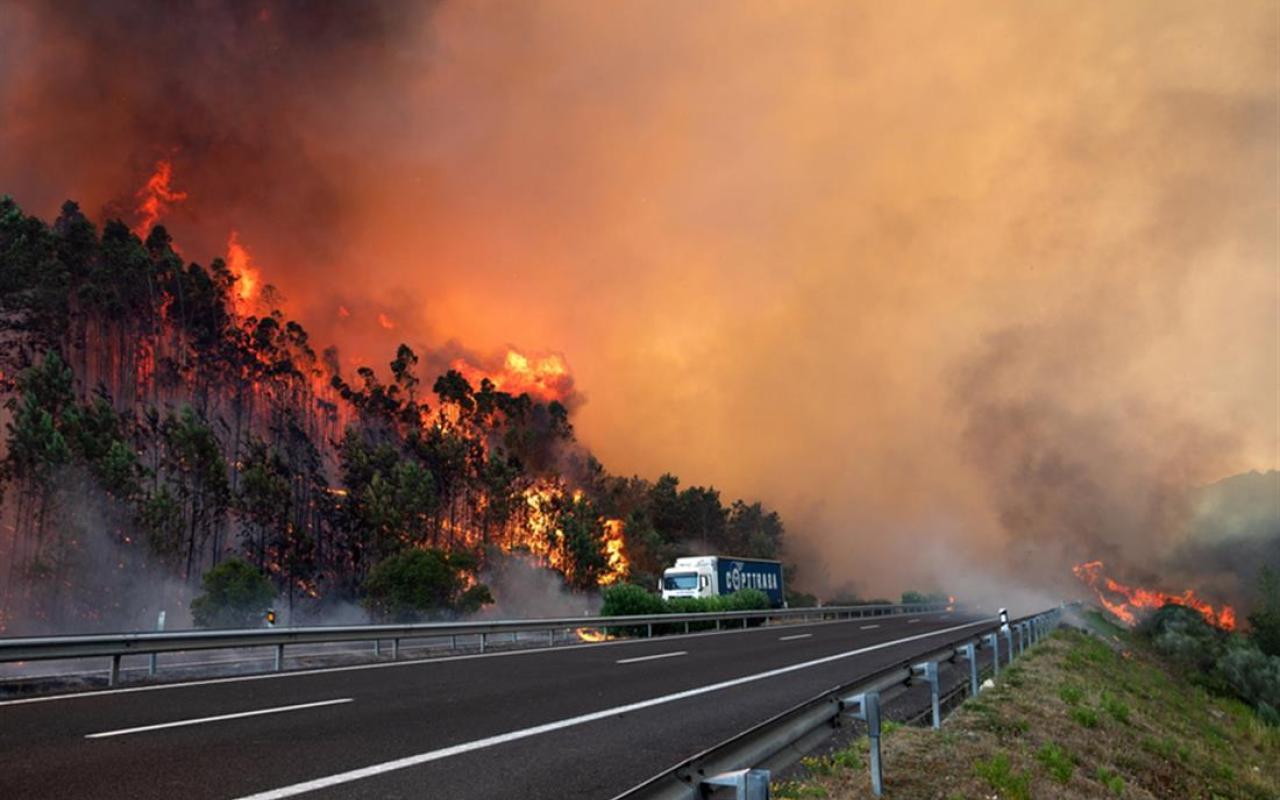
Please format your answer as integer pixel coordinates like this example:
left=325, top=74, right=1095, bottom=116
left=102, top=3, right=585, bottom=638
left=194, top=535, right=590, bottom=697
left=1095, top=766, right=1125, bottom=795
left=1248, top=566, right=1280, bottom=657
left=1071, top=707, right=1099, bottom=728
left=1058, top=683, right=1084, bottom=705
left=190, top=558, right=275, bottom=628
left=600, top=583, right=667, bottom=617
left=1035, top=742, right=1074, bottom=784
left=1214, top=640, right=1280, bottom=712
left=724, top=588, right=771, bottom=611
left=1100, top=691, right=1131, bottom=724
left=974, top=753, right=1029, bottom=800
left=363, top=548, right=492, bottom=621
left=901, top=590, right=950, bottom=605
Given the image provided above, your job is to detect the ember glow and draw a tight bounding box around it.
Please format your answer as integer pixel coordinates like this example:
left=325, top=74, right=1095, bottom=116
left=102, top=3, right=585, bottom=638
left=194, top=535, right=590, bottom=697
left=1073, top=561, right=1237, bottom=631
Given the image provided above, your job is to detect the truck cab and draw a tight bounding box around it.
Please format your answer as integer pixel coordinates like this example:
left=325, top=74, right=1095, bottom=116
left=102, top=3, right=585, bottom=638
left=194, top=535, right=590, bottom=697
left=661, top=556, right=718, bottom=601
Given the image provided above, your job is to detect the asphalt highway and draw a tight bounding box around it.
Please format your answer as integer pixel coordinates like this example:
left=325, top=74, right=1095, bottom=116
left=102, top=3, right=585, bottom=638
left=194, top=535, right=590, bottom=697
left=0, top=611, right=990, bottom=799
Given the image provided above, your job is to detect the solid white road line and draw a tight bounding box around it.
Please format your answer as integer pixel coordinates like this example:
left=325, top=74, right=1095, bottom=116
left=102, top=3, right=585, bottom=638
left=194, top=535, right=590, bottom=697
left=85, top=698, right=354, bottom=739
left=860, top=624, right=880, bottom=630
left=778, top=633, right=812, bottom=641
left=907, top=619, right=920, bottom=624
left=230, top=619, right=994, bottom=800
left=615, top=651, right=687, bottom=665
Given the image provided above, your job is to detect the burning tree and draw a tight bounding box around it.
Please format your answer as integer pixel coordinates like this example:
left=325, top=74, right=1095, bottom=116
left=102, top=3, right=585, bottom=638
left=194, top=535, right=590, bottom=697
left=0, top=191, right=791, bottom=633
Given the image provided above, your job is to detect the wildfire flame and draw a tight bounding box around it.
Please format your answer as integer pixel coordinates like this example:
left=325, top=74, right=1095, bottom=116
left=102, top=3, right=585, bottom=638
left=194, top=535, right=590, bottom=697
left=1072, top=560, right=1236, bottom=630
left=575, top=628, right=613, bottom=643
left=225, top=231, right=262, bottom=313
left=517, top=482, right=629, bottom=586
left=135, top=160, right=188, bottom=236
left=452, top=349, right=572, bottom=403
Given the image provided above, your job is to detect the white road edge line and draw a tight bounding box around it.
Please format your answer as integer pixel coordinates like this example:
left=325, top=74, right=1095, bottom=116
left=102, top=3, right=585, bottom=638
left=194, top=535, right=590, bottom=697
left=907, top=619, right=920, bottom=624
left=85, top=698, right=354, bottom=739
left=778, top=633, right=812, bottom=641
left=860, top=624, right=880, bottom=630
left=615, top=651, right=687, bottom=665
left=230, top=619, right=993, bottom=800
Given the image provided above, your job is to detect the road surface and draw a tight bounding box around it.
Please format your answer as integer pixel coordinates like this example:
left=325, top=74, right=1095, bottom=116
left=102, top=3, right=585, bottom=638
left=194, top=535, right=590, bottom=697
left=0, top=611, right=988, bottom=799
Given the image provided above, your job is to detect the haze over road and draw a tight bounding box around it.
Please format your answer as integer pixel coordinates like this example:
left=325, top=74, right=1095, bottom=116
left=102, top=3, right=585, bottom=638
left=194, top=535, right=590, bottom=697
left=0, top=612, right=986, bottom=799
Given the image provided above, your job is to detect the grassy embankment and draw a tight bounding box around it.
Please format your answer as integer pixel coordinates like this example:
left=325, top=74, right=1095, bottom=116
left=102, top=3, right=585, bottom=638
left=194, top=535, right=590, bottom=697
left=774, top=614, right=1279, bottom=799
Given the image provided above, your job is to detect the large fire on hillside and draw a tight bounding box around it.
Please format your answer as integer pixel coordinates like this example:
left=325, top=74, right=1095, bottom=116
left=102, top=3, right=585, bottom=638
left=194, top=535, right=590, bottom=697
left=127, top=161, right=628, bottom=590
left=1073, top=560, right=1237, bottom=631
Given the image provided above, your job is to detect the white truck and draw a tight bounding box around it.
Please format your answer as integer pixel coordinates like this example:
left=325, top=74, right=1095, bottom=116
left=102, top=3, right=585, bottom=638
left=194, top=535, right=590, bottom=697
left=660, top=555, right=786, bottom=608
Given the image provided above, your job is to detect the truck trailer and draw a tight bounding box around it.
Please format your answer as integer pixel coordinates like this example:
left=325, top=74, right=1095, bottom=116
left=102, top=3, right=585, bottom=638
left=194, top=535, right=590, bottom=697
left=660, top=555, right=786, bottom=608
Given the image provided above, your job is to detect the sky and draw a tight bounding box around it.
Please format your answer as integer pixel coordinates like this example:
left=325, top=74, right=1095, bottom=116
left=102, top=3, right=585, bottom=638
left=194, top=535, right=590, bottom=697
left=0, top=0, right=1275, bottom=600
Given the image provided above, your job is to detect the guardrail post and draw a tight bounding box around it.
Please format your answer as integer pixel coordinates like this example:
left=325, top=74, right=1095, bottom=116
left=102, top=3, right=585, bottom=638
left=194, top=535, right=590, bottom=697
left=109, top=654, right=121, bottom=687
left=374, top=639, right=382, bottom=657
left=274, top=643, right=284, bottom=671
left=684, top=620, right=690, bottom=634
left=392, top=638, right=400, bottom=660
left=1003, top=627, right=1013, bottom=665
left=847, top=691, right=884, bottom=796
left=955, top=643, right=979, bottom=697
left=479, top=633, right=486, bottom=653
left=647, top=622, right=653, bottom=638
left=984, top=633, right=999, bottom=678
left=913, top=661, right=941, bottom=729
left=703, top=769, right=771, bottom=799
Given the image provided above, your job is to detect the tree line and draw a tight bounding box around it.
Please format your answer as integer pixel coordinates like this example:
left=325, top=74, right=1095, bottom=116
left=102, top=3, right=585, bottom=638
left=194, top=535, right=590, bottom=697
left=0, top=197, right=790, bottom=631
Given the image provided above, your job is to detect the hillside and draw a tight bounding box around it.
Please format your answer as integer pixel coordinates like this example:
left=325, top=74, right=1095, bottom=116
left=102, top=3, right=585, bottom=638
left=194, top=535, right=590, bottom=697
left=0, top=198, right=789, bottom=633
left=776, top=617, right=1279, bottom=799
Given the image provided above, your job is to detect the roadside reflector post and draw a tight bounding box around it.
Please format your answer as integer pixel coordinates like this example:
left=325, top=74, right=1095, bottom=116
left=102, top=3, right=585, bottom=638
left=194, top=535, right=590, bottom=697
left=984, top=633, right=1000, bottom=678
left=684, top=620, right=690, bottom=634
left=109, top=654, right=121, bottom=687
left=913, top=660, right=941, bottom=729
left=274, top=643, right=284, bottom=671
left=703, top=768, right=771, bottom=800
left=149, top=610, right=166, bottom=677
left=846, top=691, right=884, bottom=796
left=647, top=622, right=653, bottom=638
left=957, top=643, right=979, bottom=697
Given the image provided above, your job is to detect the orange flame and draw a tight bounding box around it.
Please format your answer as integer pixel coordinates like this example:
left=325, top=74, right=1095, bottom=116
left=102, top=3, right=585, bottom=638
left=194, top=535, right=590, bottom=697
left=377, top=313, right=396, bottom=330
left=451, top=348, right=572, bottom=403
left=513, top=482, right=629, bottom=586
left=225, top=231, right=262, bottom=313
left=135, top=160, right=188, bottom=236
left=575, top=627, right=613, bottom=643
left=1072, top=560, right=1236, bottom=630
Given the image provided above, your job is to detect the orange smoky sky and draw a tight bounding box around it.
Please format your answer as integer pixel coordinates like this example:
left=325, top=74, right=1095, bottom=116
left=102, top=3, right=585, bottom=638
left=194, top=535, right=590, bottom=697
left=0, top=1, right=1275, bottom=599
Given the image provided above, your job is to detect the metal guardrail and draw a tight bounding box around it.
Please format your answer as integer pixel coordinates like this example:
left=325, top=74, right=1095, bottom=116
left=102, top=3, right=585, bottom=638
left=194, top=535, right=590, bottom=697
left=614, top=606, right=1067, bottom=800
left=0, top=602, right=950, bottom=687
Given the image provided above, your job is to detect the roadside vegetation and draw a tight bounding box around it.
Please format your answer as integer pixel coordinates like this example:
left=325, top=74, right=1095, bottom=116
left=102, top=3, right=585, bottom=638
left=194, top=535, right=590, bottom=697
left=600, top=583, right=772, bottom=617
left=773, top=616, right=1279, bottom=799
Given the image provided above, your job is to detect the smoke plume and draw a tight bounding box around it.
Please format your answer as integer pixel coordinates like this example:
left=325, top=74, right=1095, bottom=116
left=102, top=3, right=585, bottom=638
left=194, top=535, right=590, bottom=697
left=1, top=1, right=1275, bottom=605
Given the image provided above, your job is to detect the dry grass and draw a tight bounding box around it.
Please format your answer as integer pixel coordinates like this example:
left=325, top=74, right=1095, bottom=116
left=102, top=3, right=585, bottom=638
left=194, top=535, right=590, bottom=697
left=774, top=625, right=1280, bottom=800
